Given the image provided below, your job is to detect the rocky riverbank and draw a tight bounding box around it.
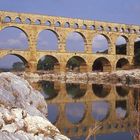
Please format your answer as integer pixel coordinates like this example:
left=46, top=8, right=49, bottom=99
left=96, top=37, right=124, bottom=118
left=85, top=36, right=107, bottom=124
left=16, top=69, right=140, bottom=85
left=0, top=72, right=69, bottom=140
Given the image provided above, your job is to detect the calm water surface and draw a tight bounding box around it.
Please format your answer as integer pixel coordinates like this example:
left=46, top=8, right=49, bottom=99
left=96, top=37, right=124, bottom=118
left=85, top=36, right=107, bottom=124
left=31, top=80, right=140, bottom=140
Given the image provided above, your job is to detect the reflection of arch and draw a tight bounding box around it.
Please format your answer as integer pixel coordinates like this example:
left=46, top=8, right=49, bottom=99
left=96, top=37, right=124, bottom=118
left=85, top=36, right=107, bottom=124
left=116, top=58, right=130, bottom=70
left=92, top=57, right=111, bottom=72
left=92, top=101, right=110, bottom=121
left=66, top=56, right=87, bottom=72
left=37, top=55, right=60, bottom=72
left=65, top=103, right=86, bottom=124
left=66, top=83, right=86, bottom=99
left=92, top=34, right=111, bottom=54
left=116, top=86, right=129, bottom=97
left=116, top=35, right=128, bottom=55
left=92, top=84, right=111, bottom=98
left=48, top=104, right=59, bottom=124
left=39, top=81, right=59, bottom=100
left=116, top=100, right=128, bottom=119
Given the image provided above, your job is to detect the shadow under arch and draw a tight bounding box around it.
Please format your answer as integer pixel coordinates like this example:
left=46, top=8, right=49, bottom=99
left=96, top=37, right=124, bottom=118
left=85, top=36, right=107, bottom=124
left=37, top=29, right=60, bottom=51
left=116, top=58, right=130, bottom=70
left=39, top=80, right=59, bottom=100
left=92, top=57, right=111, bottom=72
left=66, top=56, right=87, bottom=72
left=0, top=53, right=29, bottom=72
left=66, top=83, right=87, bottom=99
left=115, top=35, right=129, bottom=55
left=116, top=86, right=129, bottom=97
left=92, top=84, right=111, bottom=98
left=37, top=55, right=60, bottom=72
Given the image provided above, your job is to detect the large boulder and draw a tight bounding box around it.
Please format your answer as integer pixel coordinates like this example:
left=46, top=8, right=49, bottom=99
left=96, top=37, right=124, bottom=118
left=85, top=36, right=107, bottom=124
left=0, top=72, right=69, bottom=140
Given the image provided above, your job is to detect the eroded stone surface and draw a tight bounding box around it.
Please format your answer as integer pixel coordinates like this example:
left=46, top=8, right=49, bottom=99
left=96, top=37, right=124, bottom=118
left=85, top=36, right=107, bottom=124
left=0, top=72, right=69, bottom=140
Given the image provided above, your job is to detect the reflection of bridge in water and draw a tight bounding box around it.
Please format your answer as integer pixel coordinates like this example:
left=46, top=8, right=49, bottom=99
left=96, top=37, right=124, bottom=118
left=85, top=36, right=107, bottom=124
left=31, top=81, right=139, bottom=138
left=0, top=11, right=140, bottom=73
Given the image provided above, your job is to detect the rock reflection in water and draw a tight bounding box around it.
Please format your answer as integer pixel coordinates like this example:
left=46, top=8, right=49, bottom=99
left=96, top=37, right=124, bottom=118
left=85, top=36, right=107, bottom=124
left=32, top=80, right=139, bottom=140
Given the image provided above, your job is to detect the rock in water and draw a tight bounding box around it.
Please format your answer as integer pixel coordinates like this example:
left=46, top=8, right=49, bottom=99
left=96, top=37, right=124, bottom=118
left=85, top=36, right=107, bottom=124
left=0, top=72, right=69, bottom=140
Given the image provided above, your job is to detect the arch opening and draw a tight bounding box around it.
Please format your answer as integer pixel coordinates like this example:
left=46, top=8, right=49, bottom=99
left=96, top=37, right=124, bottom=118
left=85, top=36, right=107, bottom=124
left=116, top=36, right=128, bottom=55
left=0, top=27, right=28, bottom=50
left=66, top=32, right=85, bottom=52
left=4, top=16, right=11, bottom=22
left=92, top=57, right=111, bottom=72
left=66, top=56, right=87, bottom=72
left=37, top=30, right=59, bottom=51
left=116, top=58, right=130, bottom=70
left=92, top=84, right=111, bottom=98
left=65, top=102, right=86, bottom=124
left=37, top=55, right=60, bottom=72
left=0, top=54, right=28, bottom=72
left=66, top=83, right=86, bottom=99
left=92, top=34, right=110, bottom=54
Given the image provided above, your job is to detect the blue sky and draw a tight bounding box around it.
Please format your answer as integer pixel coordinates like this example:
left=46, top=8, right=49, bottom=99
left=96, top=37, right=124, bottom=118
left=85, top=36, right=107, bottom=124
left=0, top=0, right=140, bottom=25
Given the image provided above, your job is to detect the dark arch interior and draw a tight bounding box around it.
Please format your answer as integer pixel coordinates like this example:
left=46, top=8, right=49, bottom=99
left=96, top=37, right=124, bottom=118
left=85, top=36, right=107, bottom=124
left=66, top=83, right=86, bottom=99
left=39, top=80, right=59, bottom=100
left=66, top=56, right=87, bottom=72
left=0, top=54, right=28, bottom=72
left=92, top=84, right=111, bottom=98
left=116, top=36, right=127, bottom=55
left=92, top=58, right=111, bottom=72
left=37, top=55, right=60, bottom=72
left=134, top=38, right=140, bottom=66
left=116, top=58, right=130, bottom=70
left=116, top=100, right=128, bottom=119
left=116, top=86, right=129, bottom=97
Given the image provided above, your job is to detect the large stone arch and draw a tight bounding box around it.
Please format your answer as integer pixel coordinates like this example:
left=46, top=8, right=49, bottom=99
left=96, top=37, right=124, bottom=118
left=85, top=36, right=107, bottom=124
left=37, top=55, right=60, bottom=72
left=92, top=57, right=112, bottom=72
left=37, top=29, right=60, bottom=51
left=116, top=58, right=130, bottom=70
left=66, top=31, right=87, bottom=52
left=115, top=35, right=129, bottom=55
left=66, top=56, right=87, bottom=72
left=0, top=26, right=29, bottom=50
left=92, top=33, right=111, bottom=54
left=1, top=26, right=29, bottom=40
left=0, top=53, right=29, bottom=71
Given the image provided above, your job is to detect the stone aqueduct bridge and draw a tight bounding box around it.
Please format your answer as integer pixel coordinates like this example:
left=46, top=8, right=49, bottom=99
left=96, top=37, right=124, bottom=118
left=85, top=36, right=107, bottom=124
left=0, top=10, right=140, bottom=72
